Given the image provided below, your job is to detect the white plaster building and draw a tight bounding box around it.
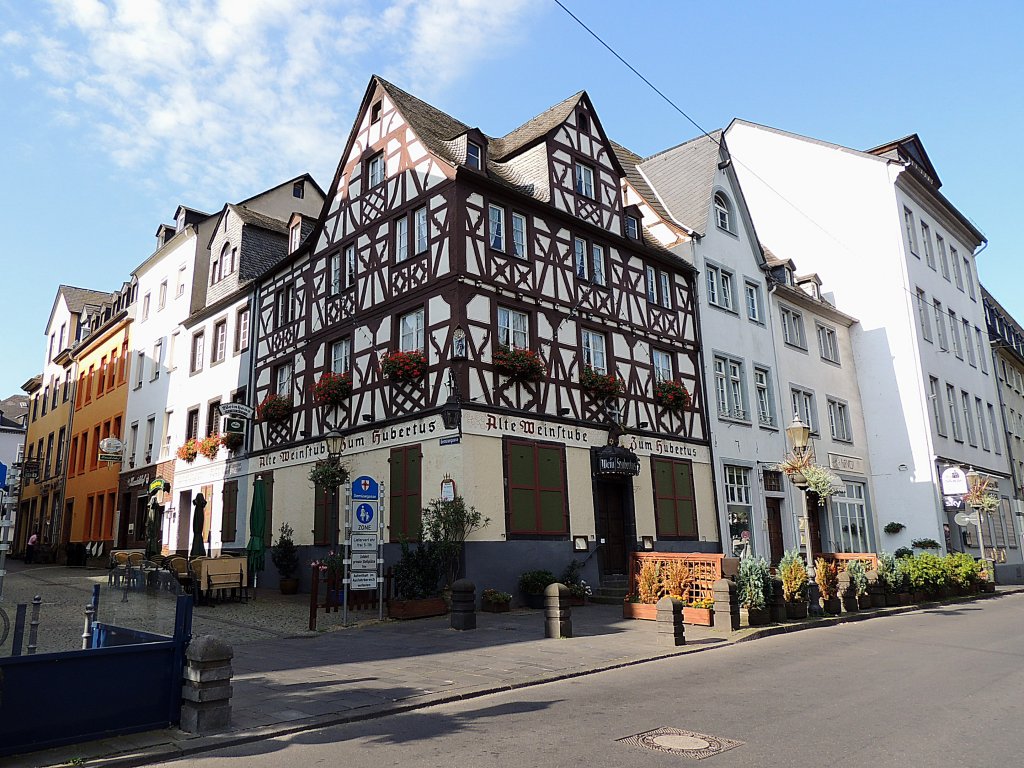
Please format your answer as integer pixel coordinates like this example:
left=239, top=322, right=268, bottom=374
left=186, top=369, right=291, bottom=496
left=724, top=122, right=1017, bottom=566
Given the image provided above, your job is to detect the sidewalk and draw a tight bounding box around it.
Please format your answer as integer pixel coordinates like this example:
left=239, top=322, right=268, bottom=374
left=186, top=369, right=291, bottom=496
left=10, top=574, right=1024, bottom=768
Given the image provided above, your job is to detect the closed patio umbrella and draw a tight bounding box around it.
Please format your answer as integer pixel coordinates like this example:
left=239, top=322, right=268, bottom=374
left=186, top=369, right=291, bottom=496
left=246, top=476, right=267, bottom=592
left=190, top=493, right=208, bottom=558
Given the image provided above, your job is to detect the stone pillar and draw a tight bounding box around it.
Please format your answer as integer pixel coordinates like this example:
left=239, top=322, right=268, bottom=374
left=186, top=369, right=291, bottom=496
left=769, top=576, right=785, bottom=623
left=656, top=596, right=685, bottom=647
left=712, top=578, right=740, bottom=632
left=450, top=579, right=476, bottom=631
left=180, top=635, right=234, bottom=734
left=544, top=582, right=572, bottom=639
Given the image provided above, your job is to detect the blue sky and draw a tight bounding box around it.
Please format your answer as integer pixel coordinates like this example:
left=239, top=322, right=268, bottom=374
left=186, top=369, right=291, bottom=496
left=1, top=0, right=1021, bottom=397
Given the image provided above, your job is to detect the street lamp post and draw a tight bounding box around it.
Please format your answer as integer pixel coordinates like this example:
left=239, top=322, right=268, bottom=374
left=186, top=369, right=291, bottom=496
left=965, top=468, right=994, bottom=586
left=785, top=415, right=821, bottom=615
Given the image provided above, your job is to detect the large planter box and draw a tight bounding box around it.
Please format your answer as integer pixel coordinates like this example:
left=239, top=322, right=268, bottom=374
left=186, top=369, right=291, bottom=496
left=481, top=600, right=510, bottom=613
left=785, top=601, right=808, bottom=619
left=742, top=606, right=771, bottom=627
left=858, top=593, right=872, bottom=610
left=822, top=597, right=842, bottom=615
left=683, top=607, right=713, bottom=626
left=389, top=597, right=448, bottom=620
left=623, top=602, right=657, bottom=620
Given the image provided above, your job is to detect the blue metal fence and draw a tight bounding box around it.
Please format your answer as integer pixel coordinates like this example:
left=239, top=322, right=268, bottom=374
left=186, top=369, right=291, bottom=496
left=0, top=593, right=192, bottom=758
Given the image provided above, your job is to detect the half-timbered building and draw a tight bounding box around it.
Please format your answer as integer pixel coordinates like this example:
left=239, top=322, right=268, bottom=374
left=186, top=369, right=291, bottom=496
left=249, top=76, right=716, bottom=596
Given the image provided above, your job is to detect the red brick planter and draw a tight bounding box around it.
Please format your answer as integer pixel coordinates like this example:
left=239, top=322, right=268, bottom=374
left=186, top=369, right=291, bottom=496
left=389, top=597, right=448, bottom=620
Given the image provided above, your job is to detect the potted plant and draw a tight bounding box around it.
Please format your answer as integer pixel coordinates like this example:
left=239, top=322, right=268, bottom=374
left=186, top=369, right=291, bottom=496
left=518, top=569, right=556, bottom=609
left=308, top=459, right=350, bottom=489
left=561, top=559, right=592, bottom=606
left=481, top=588, right=512, bottom=613
left=493, top=345, right=545, bottom=383
left=421, top=496, right=489, bottom=592
left=846, top=559, right=870, bottom=610
left=624, top=558, right=661, bottom=619
left=802, top=464, right=842, bottom=506
left=778, top=548, right=809, bottom=619
left=390, top=540, right=447, bottom=619
left=883, top=521, right=906, bottom=535
left=815, top=558, right=841, bottom=614
left=737, top=555, right=772, bottom=626
left=776, top=451, right=813, bottom=484
left=271, top=523, right=300, bottom=594
left=176, top=438, right=199, bottom=464
left=579, top=365, right=624, bottom=400
left=199, top=433, right=222, bottom=460
left=312, top=370, right=352, bottom=406
left=945, top=552, right=982, bottom=595
left=911, top=537, right=941, bottom=551
left=894, top=554, right=914, bottom=605
left=685, top=596, right=715, bottom=626
left=381, top=349, right=427, bottom=382
left=221, top=432, right=244, bottom=452
left=653, top=379, right=691, bottom=412
left=311, top=550, right=345, bottom=605
left=257, top=393, right=291, bottom=422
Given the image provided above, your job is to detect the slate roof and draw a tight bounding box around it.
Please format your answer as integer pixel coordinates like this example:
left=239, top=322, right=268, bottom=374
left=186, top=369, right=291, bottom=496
left=377, top=78, right=470, bottom=167
left=60, top=285, right=110, bottom=315
left=609, top=140, right=675, bottom=226
left=637, top=131, right=724, bottom=236
left=238, top=217, right=288, bottom=281
left=488, top=91, right=584, bottom=160
left=229, top=204, right=289, bottom=235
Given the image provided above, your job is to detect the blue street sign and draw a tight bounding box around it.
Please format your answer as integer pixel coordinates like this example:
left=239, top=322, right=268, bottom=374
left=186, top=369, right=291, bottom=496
left=0, top=462, right=7, bottom=491
left=352, top=475, right=380, bottom=501
left=355, top=503, right=375, bottom=526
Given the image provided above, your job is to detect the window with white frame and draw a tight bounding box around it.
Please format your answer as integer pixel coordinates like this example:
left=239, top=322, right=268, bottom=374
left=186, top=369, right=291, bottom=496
left=275, top=361, right=293, bottom=398
left=395, top=216, right=409, bottom=262
left=290, top=222, right=301, bottom=254
left=715, top=355, right=747, bottom=420
left=212, top=319, right=227, bottom=364
left=512, top=212, right=527, bottom=259
left=753, top=367, right=775, bottom=427
left=817, top=323, right=840, bottom=363
left=933, top=300, right=947, bottom=349
left=625, top=215, right=639, bottom=240
left=929, top=376, right=946, bottom=435
left=780, top=306, right=807, bottom=348
left=921, top=222, right=935, bottom=268
left=744, top=281, right=762, bottom=323
left=961, top=390, right=976, bottom=445
left=714, top=193, right=732, bottom=233
left=176, top=265, right=186, bottom=297
left=331, top=338, right=350, bottom=373
left=581, top=329, right=607, bottom=374
left=466, top=141, right=482, bottom=170
left=574, top=162, right=594, bottom=198
left=988, top=403, right=1001, bottom=454
left=488, top=204, right=505, bottom=251
left=574, top=237, right=588, bottom=279
left=827, top=397, right=852, bottom=442
left=591, top=243, right=606, bottom=286
left=706, top=264, right=734, bottom=311
left=791, top=386, right=817, bottom=433
left=832, top=482, right=872, bottom=553
left=916, top=288, right=932, bottom=342
left=946, top=384, right=961, bottom=440
left=936, top=234, right=950, bottom=280
left=368, top=152, right=385, bottom=186
left=949, top=309, right=963, bottom=358
left=964, top=256, right=976, bottom=299
left=652, top=348, right=672, bottom=382
left=976, top=327, right=989, bottom=373
left=498, top=307, right=529, bottom=349
left=904, top=207, right=918, bottom=255
left=964, top=319, right=976, bottom=366
left=345, top=244, right=356, bottom=288
left=158, top=281, right=167, bottom=310
left=142, top=293, right=151, bottom=321
left=724, top=465, right=752, bottom=557
left=976, top=397, right=989, bottom=450
left=330, top=251, right=342, bottom=294
left=275, top=285, right=293, bottom=327
left=190, top=331, right=204, bottom=373
left=235, top=309, right=249, bottom=352
left=399, top=308, right=424, bottom=352
left=951, top=246, right=964, bottom=290
left=415, top=207, right=428, bottom=254
left=646, top=265, right=657, bottom=304
left=151, top=340, right=163, bottom=380
left=659, top=271, right=671, bottom=309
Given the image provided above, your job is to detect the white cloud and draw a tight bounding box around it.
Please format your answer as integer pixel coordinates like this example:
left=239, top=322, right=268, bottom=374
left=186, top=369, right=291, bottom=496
left=4, top=0, right=541, bottom=207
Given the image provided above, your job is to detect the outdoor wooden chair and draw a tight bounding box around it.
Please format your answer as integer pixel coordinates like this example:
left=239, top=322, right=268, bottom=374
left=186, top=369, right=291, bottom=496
left=127, top=552, right=147, bottom=589
left=167, top=556, right=193, bottom=595
left=108, top=552, right=130, bottom=588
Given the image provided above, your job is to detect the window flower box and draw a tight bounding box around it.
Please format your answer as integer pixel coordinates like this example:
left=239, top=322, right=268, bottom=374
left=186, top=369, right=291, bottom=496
left=493, top=345, right=545, bottom=383
left=221, top=432, right=243, bottom=452
left=580, top=365, right=623, bottom=399
left=198, top=434, right=222, bottom=460
left=176, top=438, right=199, bottom=464
left=381, top=349, right=427, bottom=382
left=654, top=379, right=691, bottom=411
left=257, top=393, right=292, bottom=422
left=313, top=371, right=352, bottom=406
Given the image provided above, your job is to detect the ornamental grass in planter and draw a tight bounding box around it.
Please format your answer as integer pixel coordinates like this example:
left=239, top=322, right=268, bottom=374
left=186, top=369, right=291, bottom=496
left=257, top=393, right=292, bottom=422
left=579, top=365, right=624, bottom=400
left=815, top=557, right=841, bottom=614
left=778, top=548, right=809, bottom=619
left=313, top=370, right=352, bottom=406
left=493, top=345, right=545, bottom=383
left=654, top=379, right=691, bottom=412
left=381, top=349, right=427, bottom=382
left=738, top=555, right=772, bottom=626
left=176, top=438, right=199, bottom=464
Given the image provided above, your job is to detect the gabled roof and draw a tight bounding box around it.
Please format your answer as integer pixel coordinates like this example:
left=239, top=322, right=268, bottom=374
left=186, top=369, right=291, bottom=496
left=45, top=285, right=109, bottom=335
left=237, top=172, right=326, bottom=208
left=228, top=204, right=288, bottom=235
left=867, top=134, right=941, bottom=188
left=608, top=140, right=677, bottom=228
left=376, top=78, right=470, bottom=168
left=637, top=131, right=724, bottom=236
left=489, top=91, right=584, bottom=160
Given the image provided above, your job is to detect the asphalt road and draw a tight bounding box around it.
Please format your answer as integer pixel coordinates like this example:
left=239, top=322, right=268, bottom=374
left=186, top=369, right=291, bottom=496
left=172, top=593, right=1024, bottom=768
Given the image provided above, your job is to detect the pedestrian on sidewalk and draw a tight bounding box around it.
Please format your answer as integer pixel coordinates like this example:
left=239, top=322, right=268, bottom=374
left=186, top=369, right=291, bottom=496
left=26, top=530, right=38, bottom=564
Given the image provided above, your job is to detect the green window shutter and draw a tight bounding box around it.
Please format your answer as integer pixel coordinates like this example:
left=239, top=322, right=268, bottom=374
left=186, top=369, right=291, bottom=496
left=504, top=439, right=567, bottom=535
left=313, top=484, right=328, bottom=545
left=262, top=473, right=275, bottom=547
left=407, top=448, right=422, bottom=540
left=221, top=480, right=238, bottom=542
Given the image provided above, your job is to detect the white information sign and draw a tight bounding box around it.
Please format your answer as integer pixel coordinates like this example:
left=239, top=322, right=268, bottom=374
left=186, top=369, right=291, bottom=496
left=349, top=571, right=378, bottom=590
left=350, top=552, right=377, bottom=570
left=353, top=501, right=378, bottom=532
left=351, top=533, right=378, bottom=552
left=941, top=466, right=969, bottom=495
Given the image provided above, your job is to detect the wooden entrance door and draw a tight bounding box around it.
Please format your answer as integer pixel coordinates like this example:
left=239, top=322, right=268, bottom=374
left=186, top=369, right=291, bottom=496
left=766, top=497, right=784, bottom=565
left=595, top=480, right=628, bottom=575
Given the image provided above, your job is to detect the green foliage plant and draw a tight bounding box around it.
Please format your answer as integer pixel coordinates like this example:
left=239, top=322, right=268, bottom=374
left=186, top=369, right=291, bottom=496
left=815, top=558, right=840, bottom=601
left=270, top=523, right=299, bottom=580
left=393, top=540, right=443, bottom=600
left=845, top=559, right=868, bottom=597
left=903, top=553, right=947, bottom=592
left=894, top=546, right=914, bottom=559
left=737, top=555, right=772, bottom=610
left=945, top=552, right=982, bottom=589
left=518, top=569, right=557, bottom=596
left=778, top=548, right=808, bottom=602
left=911, top=537, right=941, bottom=550
left=876, top=552, right=898, bottom=593
left=421, top=496, right=489, bottom=590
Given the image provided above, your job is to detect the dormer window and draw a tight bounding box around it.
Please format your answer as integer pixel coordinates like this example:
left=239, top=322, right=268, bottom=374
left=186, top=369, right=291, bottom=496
left=371, top=100, right=382, bottom=123
left=625, top=215, right=639, bottom=240
left=578, top=111, right=589, bottom=133
left=289, top=222, right=302, bottom=254
left=714, top=193, right=732, bottom=232
left=466, top=141, right=482, bottom=170
left=292, top=181, right=304, bottom=199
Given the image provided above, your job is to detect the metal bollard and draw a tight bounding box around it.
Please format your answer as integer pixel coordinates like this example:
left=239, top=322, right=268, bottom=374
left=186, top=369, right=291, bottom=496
left=712, top=578, right=740, bottom=631
left=81, top=603, right=96, bottom=649
left=544, top=582, right=572, bottom=638
left=450, top=579, right=476, bottom=631
left=656, top=595, right=686, bottom=647
left=27, top=595, right=42, bottom=655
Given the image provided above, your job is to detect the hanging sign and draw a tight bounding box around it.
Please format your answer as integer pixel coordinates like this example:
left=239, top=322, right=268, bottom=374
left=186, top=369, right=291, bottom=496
left=219, top=403, right=255, bottom=419
left=941, top=466, right=969, bottom=496
left=440, top=477, right=456, bottom=502
left=593, top=445, right=641, bottom=477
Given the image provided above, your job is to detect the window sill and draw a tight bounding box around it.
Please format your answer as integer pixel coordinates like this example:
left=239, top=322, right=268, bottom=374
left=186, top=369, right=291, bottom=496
left=707, top=302, right=738, bottom=315
left=717, top=413, right=752, bottom=426
left=783, top=342, right=809, bottom=353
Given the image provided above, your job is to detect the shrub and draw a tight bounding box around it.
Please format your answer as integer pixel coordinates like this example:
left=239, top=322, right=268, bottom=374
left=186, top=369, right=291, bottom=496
left=176, top=438, right=199, bottom=463
left=778, top=549, right=808, bottom=602
left=313, top=371, right=352, bottom=406
left=894, top=556, right=912, bottom=592
left=579, top=365, right=624, bottom=399
left=737, top=555, right=772, bottom=610
left=654, top=379, right=691, bottom=411
left=815, top=558, right=840, bottom=601
left=518, top=569, right=556, bottom=596
left=945, top=552, right=982, bottom=589
left=270, top=523, right=299, bottom=580
left=845, top=559, right=868, bottom=597
left=381, top=349, right=427, bottom=382
left=904, top=553, right=947, bottom=592
left=422, top=496, right=489, bottom=590
left=481, top=588, right=512, bottom=604
left=393, top=541, right=443, bottom=600
left=493, top=346, right=545, bottom=383
left=876, top=552, right=899, bottom=593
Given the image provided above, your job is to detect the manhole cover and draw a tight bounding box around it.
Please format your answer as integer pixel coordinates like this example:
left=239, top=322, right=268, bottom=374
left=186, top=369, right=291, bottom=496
left=618, top=727, right=743, bottom=760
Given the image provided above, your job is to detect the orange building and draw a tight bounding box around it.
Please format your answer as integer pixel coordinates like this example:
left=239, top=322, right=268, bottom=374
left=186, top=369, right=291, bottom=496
left=63, top=300, right=132, bottom=553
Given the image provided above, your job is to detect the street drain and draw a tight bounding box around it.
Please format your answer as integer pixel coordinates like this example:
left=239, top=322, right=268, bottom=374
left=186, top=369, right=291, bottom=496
left=618, top=727, right=743, bottom=760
